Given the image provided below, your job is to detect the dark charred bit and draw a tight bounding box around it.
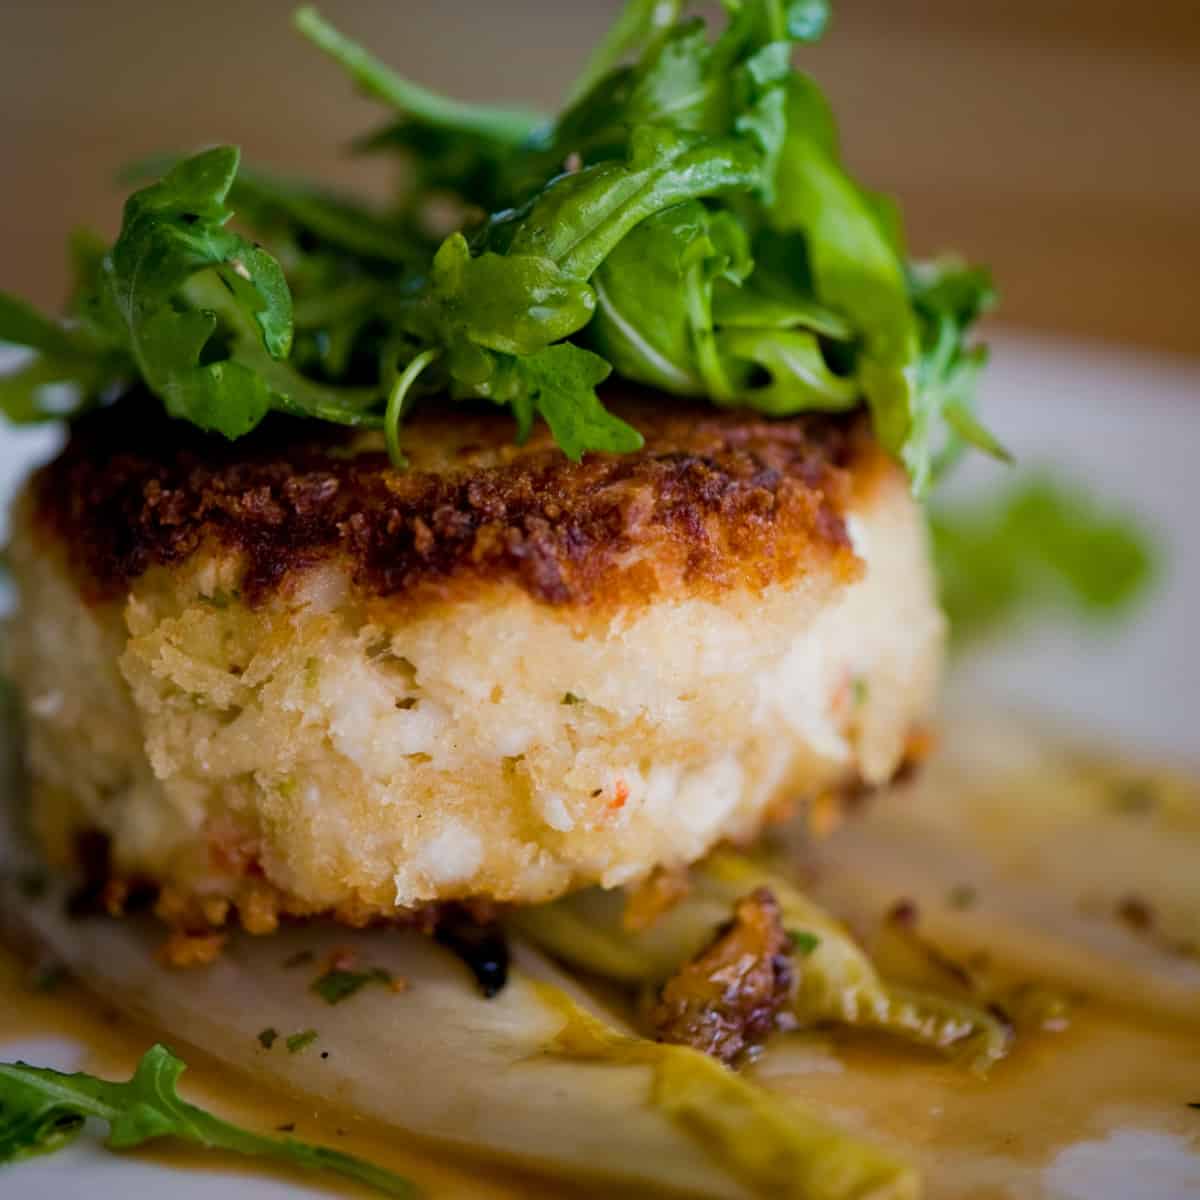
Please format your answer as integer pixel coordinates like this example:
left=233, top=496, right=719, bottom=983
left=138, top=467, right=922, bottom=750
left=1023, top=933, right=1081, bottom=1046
left=1115, top=894, right=1154, bottom=932
left=650, top=886, right=794, bottom=1065
left=890, top=726, right=937, bottom=787
left=886, top=898, right=919, bottom=929
left=65, top=829, right=114, bottom=918
left=434, top=907, right=510, bottom=998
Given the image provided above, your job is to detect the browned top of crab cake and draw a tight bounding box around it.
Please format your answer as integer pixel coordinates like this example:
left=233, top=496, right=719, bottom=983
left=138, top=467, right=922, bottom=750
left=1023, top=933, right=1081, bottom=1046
left=31, top=387, right=884, bottom=612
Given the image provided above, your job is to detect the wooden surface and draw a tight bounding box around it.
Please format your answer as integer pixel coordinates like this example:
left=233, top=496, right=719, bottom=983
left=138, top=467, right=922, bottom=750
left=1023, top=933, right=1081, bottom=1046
left=2, top=0, right=1198, bottom=356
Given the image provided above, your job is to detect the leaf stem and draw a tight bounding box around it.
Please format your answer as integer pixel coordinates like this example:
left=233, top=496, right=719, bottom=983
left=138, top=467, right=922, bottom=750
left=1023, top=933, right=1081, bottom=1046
left=385, top=348, right=439, bottom=468
left=294, top=7, right=542, bottom=144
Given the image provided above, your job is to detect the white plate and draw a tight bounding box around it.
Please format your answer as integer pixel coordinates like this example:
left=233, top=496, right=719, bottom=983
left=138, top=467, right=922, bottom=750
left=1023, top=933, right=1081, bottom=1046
left=1, top=331, right=1198, bottom=1199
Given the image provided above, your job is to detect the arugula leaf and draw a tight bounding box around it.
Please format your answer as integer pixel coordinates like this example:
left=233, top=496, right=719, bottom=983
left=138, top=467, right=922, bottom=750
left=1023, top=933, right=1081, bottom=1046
left=588, top=201, right=750, bottom=395
left=488, top=125, right=762, bottom=280
left=931, top=474, right=1157, bottom=645
left=0, top=1044, right=417, bottom=1196
left=124, top=155, right=425, bottom=266
left=0, top=294, right=83, bottom=359
left=908, top=258, right=1004, bottom=481
left=423, top=232, right=596, bottom=358
left=0, top=291, right=128, bottom=424
left=100, top=147, right=288, bottom=437
left=516, top=344, right=643, bottom=460
left=769, top=78, right=919, bottom=452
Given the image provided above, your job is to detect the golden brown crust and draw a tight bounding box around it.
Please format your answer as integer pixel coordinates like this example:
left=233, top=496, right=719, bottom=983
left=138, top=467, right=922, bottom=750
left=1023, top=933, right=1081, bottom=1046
left=32, top=388, right=876, bottom=612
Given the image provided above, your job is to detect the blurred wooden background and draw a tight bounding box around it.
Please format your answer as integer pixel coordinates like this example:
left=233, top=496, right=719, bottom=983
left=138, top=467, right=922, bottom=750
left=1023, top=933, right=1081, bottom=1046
left=2, top=0, right=1198, bottom=356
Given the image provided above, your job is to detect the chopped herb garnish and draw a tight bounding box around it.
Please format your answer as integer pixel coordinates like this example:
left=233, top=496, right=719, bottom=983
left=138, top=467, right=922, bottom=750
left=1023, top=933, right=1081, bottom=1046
left=26, top=963, right=68, bottom=994
left=788, top=930, right=821, bottom=956
left=257, top=1027, right=279, bottom=1049
left=200, top=589, right=237, bottom=610
left=312, top=967, right=393, bottom=1005
left=0, top=1044, right=415, bottom=1195
left=947, top=884, right=977, bottom=910
left=15, top=871, right=48, bottom=900
left=851, top=678, right=869, bottom=708
left=1111, top=779, right=1158, bottom=815
left=394, top=696, right=418, bottom=710
left=0, top=0, right=999, bottom=491
left=561, top=692, right=585, bottom=706
left=286, top=1029, right=319, bottom=1054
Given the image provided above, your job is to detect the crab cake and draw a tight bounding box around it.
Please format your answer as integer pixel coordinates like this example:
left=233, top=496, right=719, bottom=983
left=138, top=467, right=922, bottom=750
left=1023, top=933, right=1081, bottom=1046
left=5, top=388, right=943, bottom=929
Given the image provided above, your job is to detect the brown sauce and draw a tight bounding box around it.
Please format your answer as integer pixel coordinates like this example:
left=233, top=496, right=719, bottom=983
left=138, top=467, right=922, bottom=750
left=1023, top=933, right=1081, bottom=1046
left=0, top=950, right=579, bottom=1198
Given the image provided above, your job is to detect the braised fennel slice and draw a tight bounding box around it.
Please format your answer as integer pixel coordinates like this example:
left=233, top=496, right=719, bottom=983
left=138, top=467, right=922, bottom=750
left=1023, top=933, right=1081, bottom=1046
left=0, top=862, right=918, bottom=1199
left=0, top=0, right=999, bottom=491
left=512, top=850, right=1012, bottom=1073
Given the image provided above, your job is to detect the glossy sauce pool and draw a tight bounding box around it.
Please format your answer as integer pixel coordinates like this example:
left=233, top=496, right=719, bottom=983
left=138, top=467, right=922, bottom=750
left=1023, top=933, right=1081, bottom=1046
left=0, top=949, right=580, bottom=1198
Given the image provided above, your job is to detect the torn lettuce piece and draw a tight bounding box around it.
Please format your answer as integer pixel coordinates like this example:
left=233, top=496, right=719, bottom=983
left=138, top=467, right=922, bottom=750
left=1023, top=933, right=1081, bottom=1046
left=514, top=851, right=1011, bottom=1072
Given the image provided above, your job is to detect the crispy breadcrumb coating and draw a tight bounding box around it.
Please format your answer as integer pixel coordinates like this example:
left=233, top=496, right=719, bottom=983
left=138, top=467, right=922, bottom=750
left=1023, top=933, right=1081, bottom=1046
left=8, top=392, right=943, bottom=924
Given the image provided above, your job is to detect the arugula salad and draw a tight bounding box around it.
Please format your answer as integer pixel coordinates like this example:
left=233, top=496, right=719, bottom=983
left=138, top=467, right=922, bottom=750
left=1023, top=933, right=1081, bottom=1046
left=0, top=0, right=1002, bottom=493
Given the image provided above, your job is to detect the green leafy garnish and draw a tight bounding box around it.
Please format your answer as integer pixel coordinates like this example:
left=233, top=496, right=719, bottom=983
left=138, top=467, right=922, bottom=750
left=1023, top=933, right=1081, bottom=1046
left=257, top=1027, right=279, bottom=1049
left=0, top=0, right=997, bottom=488
left=0, top=1044, right=416, bottom=1195
left=285, top=1029, right=319, bottom=1054
left=932, top=474, right=1157, bottom=645
left=788, top=929, right=821, bottom=955
left=312, top=966, right=393, bottom=1005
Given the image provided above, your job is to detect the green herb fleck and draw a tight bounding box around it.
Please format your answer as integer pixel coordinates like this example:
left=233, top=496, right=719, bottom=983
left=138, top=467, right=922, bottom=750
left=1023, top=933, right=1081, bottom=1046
left=851, top=678, right=869, bottom=708
left=788, top=930, right=821, bottom=956
left=312, top=967, right=392, bottom=1005
left=285, top=1030, right=319, bottom=1054
left=257, top=1028, right=279, bottom=1050
left=1111, top=780, right=1158, bottom=815
left=200, top=589, right=237, bottom=610
left=561, top=692, right=585, bottom=706
left=27, top=963, right=68, bottom=994
left=947, top=884, right=977, bottom=910
left=0, top=1044, right=416, bottom=1195
left=394, top=697, right=418, bottom=710
left=15, top=871, right=47, bottom=900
